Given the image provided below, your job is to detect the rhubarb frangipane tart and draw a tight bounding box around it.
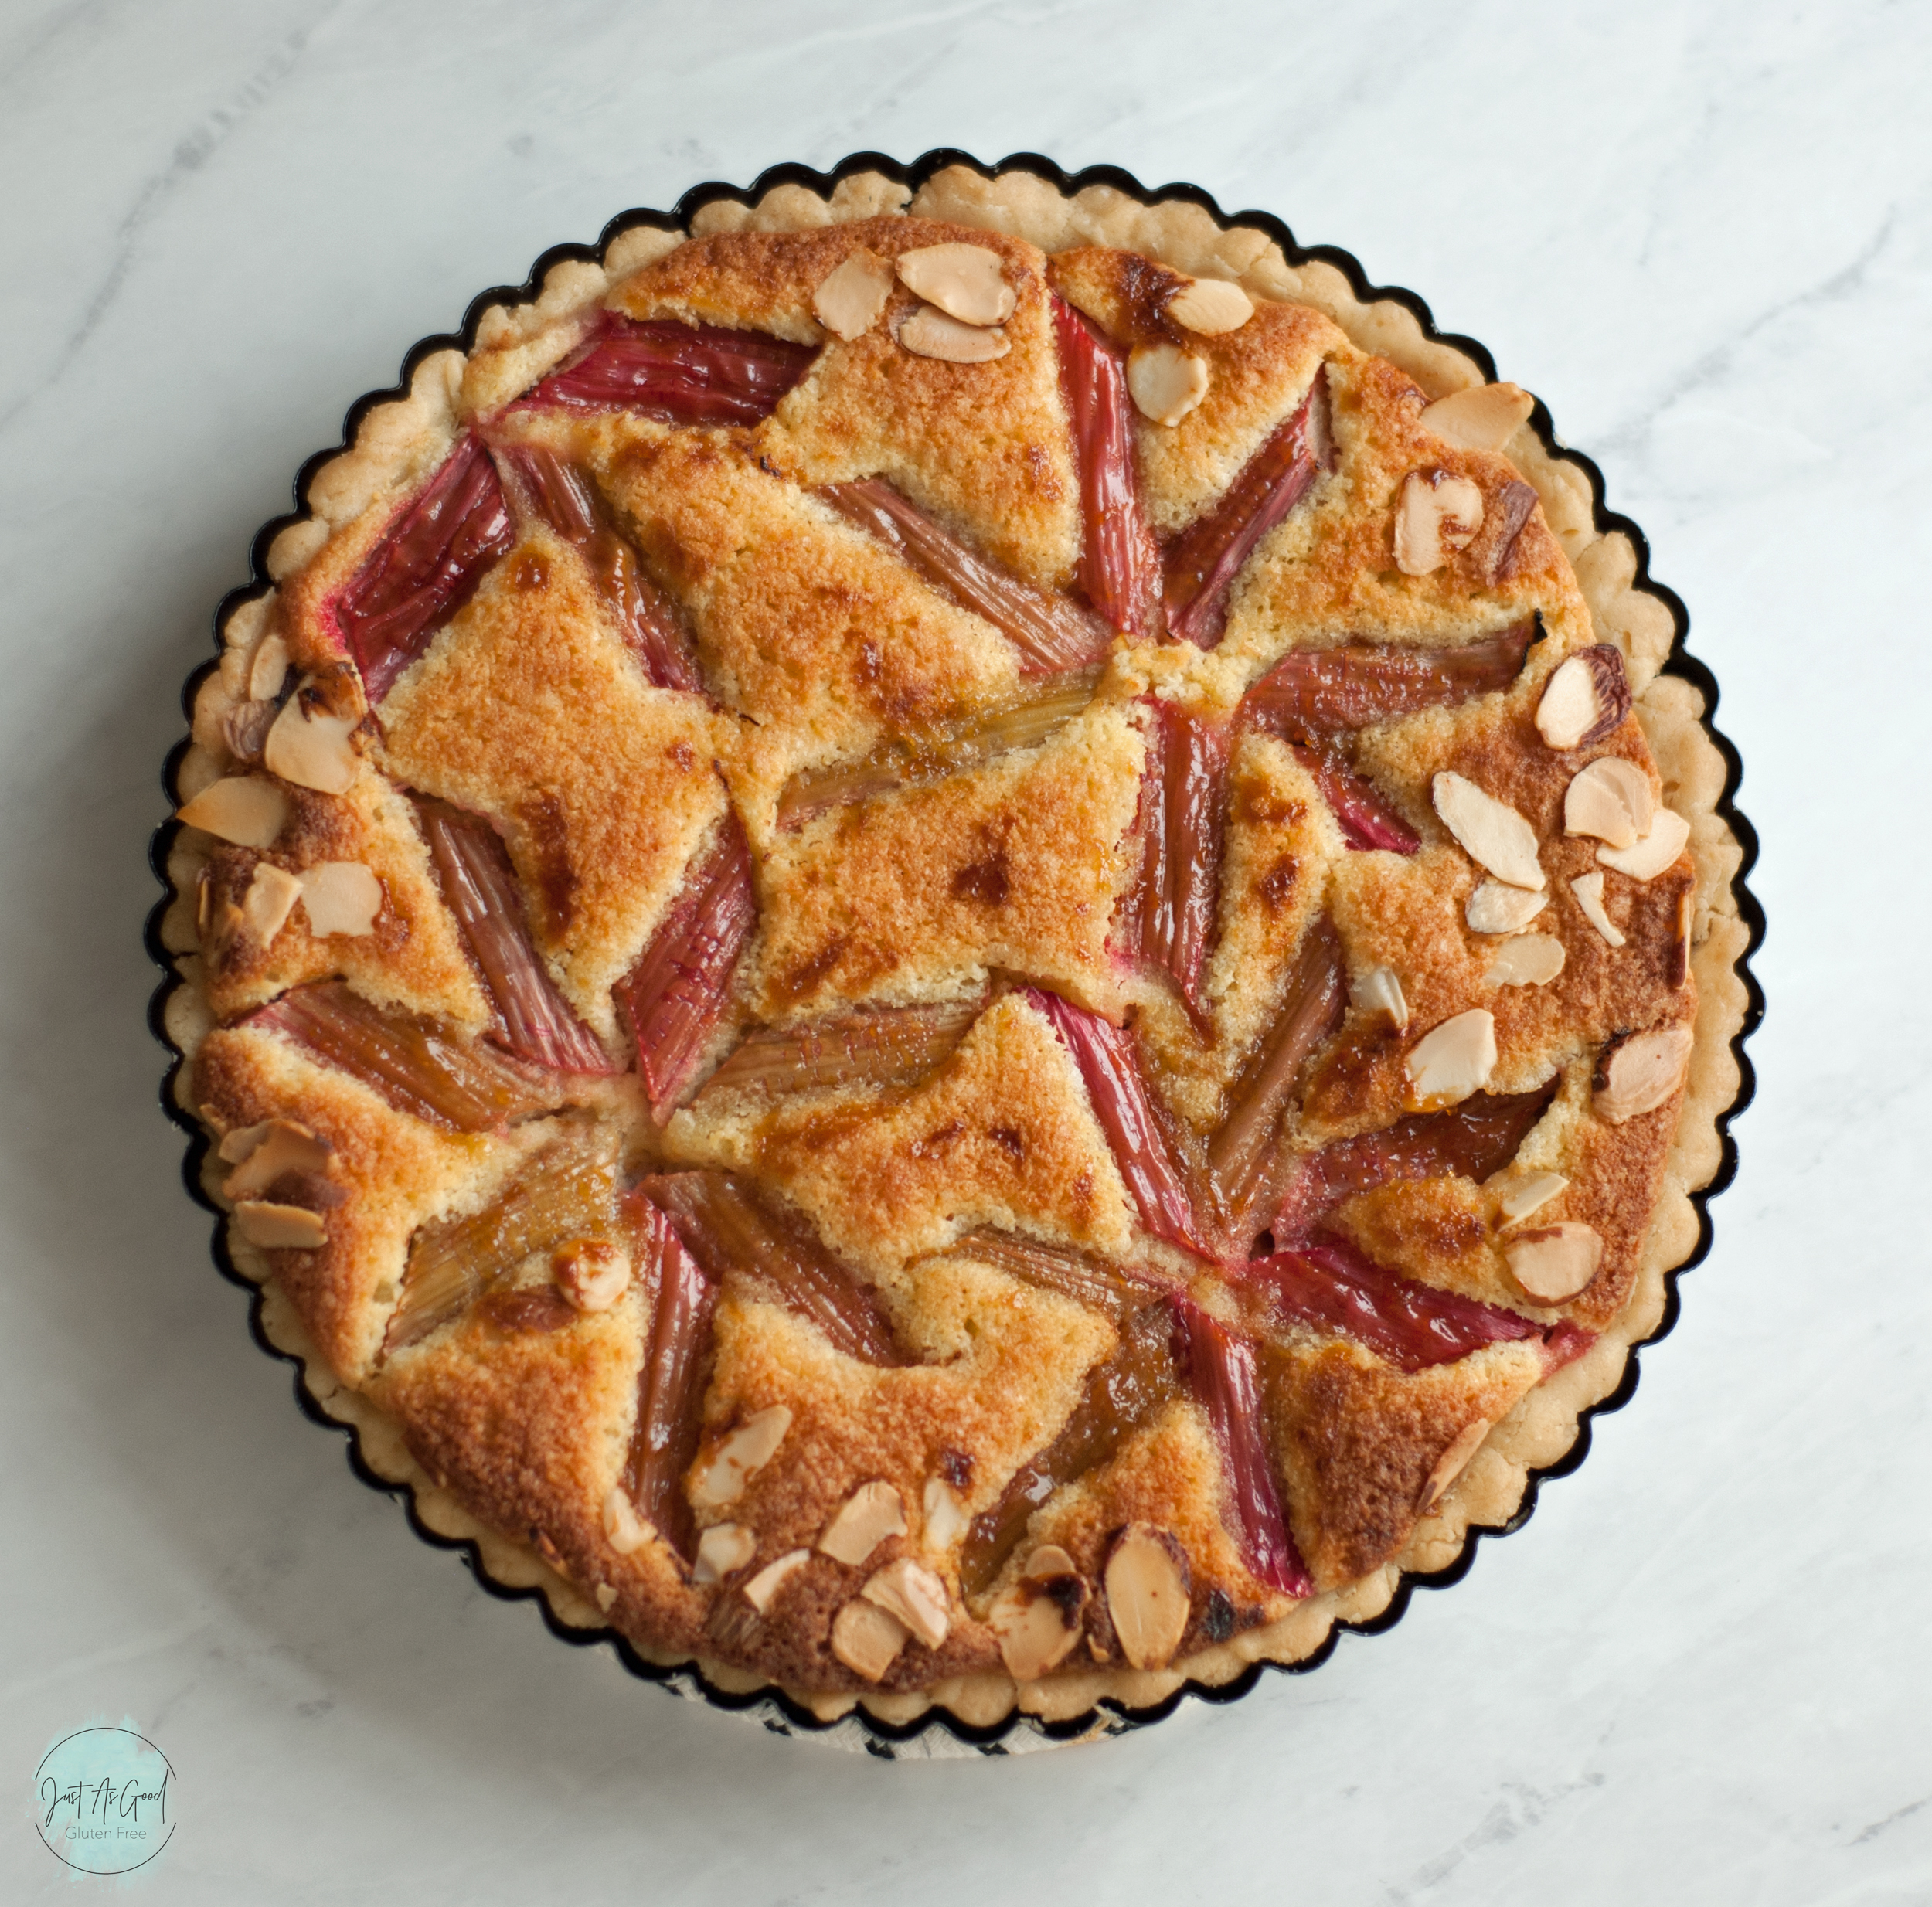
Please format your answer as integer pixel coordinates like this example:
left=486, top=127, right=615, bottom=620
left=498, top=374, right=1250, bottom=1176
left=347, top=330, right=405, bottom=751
left=155, top=159, right=1753, bottom=1741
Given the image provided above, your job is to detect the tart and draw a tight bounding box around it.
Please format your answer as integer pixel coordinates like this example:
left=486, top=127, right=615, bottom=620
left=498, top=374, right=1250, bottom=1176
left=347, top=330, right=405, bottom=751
left=155, top=159, right=1754, bottom=1742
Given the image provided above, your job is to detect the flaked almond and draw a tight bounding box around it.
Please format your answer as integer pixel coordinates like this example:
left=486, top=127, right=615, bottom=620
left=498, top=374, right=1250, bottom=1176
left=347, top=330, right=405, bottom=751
left=223, top=1118, right=331, bottom=1201
left=1128, top=342, right=1209, bottom=425
left=1506, top=1222, right=1604, bottom=1302
left=1433, top=772, right=1545, bottom=889
left=551, top=1237, right=629, bottom=1312
left=1420, top=1417, right=1492, bottom=1512
left=692, top=1521, right=757, bottom=1586
left=689, top=1403, right=792, bottom=1509
left=894, top=243, right=1014, bottom=327
left=217, top=1120, right=276, bottom=1164
left=1103, top=1524, right=1192, bottom=1671
left=1483, top=933, right=1566, bottom=987
left=818, top=1480, right=906, bottom=1566
left=1353, top=964, right=1410, bottom=1030
left=812, top=248, right=894, bottom=340
left=1394, top=468, right=1485, bottom=576
left=897, top=304, right=1010, bottom=362
left=298, top=861, right=384, bottom=937
left=1405, top=1008, right=1497, bottom=1110
left=861, top=1556, right=950, bottom=1650
left=594, top=1582, right=617, bottom=1612
left=922, top=1476, right=969, bottom=1552
left=1466, top=880, right=1548, bottom=935
left=234, top=1200, right=327, bottom=1249
left=1563, top=756, right=1656, bottom=849
left=1594, top=1024, right=1694, bottom=1124
left=1495, top=1169, right=1569, bottom=1226
left=602, top=1487, right=654, bottom=1555
left=989, top=1572, right=1090, bottom=1681
left=742, top=1547, right=811, bottom=1614
left=1598, top=807, right=1691, bottom=881
left=1418, top=382, right=1535, bottom=453
left=1570, top=870, right=1625, bottom=947
left=223, top=699, right=279, bottom=762
left=175, top=775, right=288, bottom=849
left=248, top=632, right=291, bottom=702
left=1535, top=645, right=1631, bottom=750
left=831, top=1596, right=907, bottom=1681
left=1166, top=276, right=1254, bottom=335
left=264, top=696, right=360, bottom=794
left=1022, top=1545, right=1077, bottom=1581
left=242, top=863, right=303, bottom=944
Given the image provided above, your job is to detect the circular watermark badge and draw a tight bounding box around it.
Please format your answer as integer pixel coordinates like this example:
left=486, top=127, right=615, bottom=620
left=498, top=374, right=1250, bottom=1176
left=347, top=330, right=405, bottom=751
left=33, top=1725, right=175, bottom=1877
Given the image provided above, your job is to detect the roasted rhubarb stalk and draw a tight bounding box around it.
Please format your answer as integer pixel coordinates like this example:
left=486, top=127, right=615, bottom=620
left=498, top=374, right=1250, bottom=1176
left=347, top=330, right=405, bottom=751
left=489, top=441, right=702, bottom=693
left=642, top=1171, right=900, bottom=1366
left=1025, top=988, right=1207, bottom=1256
left=337, top=431, right=515, bottom=702
left=1206, top=920, right=1346, bottom=1230
left=817, top=478, right=1114, bottom=675
left=949, top=1228, right=1172, bottom=1323
left=416, top=800, right=614, bottom=1075
left=1246, top=1238, right=1542, bottom=1372
left=386, top=1131, right=617, bottom=1350
left=616, top=814, right=758, bottom=1121
left=1272, top=1085, right=1557, bottom=1243
left=532, top=317, right=816, bottom=425
left=1124, top=699, right=1230, bottom=1021
left=696, top=997, right=983, bottom=1101
left=1053, top=297, right=1158, bottom=637
left=1292, top=746, right=1421, bottom=855
left=1174, top=1297, right=1310, bottom=1597
left=255, top=983, right=558, bottom=1130
left=1163, top=369, right=1332, bottom=650
left=624, top=1194, right=717, bottom=1557
left=960, top=1300, right=1179, bottom=1594
left=1241, top=620, right=1539, bottom=741
left=776, top=668, right=1100, bottom=831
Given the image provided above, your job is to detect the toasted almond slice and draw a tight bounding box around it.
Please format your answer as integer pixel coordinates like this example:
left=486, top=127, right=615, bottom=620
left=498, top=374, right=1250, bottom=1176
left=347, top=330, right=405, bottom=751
left=812, top=248, right=894, bottom=340
left=894, top=243, right=1014, bottom=327
left=1505, top=1222, right=1604, bottom=1302
left=742, top=1547, right=811, bottom=1614
left=1420, top=1417, right=1492, bottom=1512
left=1394, top=469, right=1485, bottom=576
left=176, top=775, right=289, bottom=849
left=223, top=1118, right=332, bottom=1200
left=234, top=1199, right=327, bottom=1249
left=1128, top=342, right=1209, bottom=425
left=602, top=1487, right=654, bottom=1555
left=264, top=698, right=360, bottom=794
left=1483, top=933, right=1566, bottom=987
left=1352, top=964, right=1410, bottom=1030
left=922, top=1477, right=969, bottom=1552
left=248, top=633, right=291, bottom=702
left=831, top=1596, right=908, bottom=1680
left=217, top=1119, right=277, bottom=1165
left=818, top=1480, right=907, bottom=1567
left=1594, top=1024, right=1694, bottom=1123
left=1465, top=880, right=1548, bottom=935
left=989, top=1574, right=1090, bottom=1681
left=1570, top=870, right=1626, bottom=947
left=1418, top=382, right=1535, bottom=453
left=1166, top=276, right=1254, bottom=335
left=1536, top=646, right=1631, bottom=750
left=1022, top=1545, right=1077, bottom=1581
left=1405, top=1008, right=1497, bottom=1109
left=689, top=1404, right=793, bottom=1510
left=1495, top=1169, right=1569, bottom=1226
left=298, top=861, right=384, bottom=937
left=1103, top=1524, right=1192, bottom=1671
left=861, top=1556, right=950, bottom=1650
left=1563, top=756, right=1656, bottom=848
left=242, top=864, right=303, bottom=944
left=552, top=1237, right=630, bottom=1312
left=594, top=1582, right=617, bottom=1612
left=896, top=304, right=1010, bottom=362
left=1598, top=807, right=1691, bottom=881
left=1433, top=772, right=1545, bottom=889
left=692, top=1521, right=757, bottom=1586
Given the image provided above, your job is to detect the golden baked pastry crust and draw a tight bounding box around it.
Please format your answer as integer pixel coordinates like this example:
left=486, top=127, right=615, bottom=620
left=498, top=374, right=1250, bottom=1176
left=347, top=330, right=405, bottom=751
left=154, top=160, right=1756, bottom=1746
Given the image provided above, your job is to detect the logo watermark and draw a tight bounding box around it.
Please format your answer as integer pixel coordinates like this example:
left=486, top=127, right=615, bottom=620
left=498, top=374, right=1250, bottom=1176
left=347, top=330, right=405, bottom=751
left=33, top=1725, right=175, bottom=1877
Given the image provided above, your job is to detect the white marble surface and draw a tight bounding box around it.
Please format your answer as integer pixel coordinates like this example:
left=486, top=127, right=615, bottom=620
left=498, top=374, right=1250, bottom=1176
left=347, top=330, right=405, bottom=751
left=2, top=1, right=1925, bottom=1899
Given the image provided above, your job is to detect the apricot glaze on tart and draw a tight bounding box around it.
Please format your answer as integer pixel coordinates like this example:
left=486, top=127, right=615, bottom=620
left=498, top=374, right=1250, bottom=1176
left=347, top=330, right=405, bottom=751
left=164, top=172, right=1736, bottom=1725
